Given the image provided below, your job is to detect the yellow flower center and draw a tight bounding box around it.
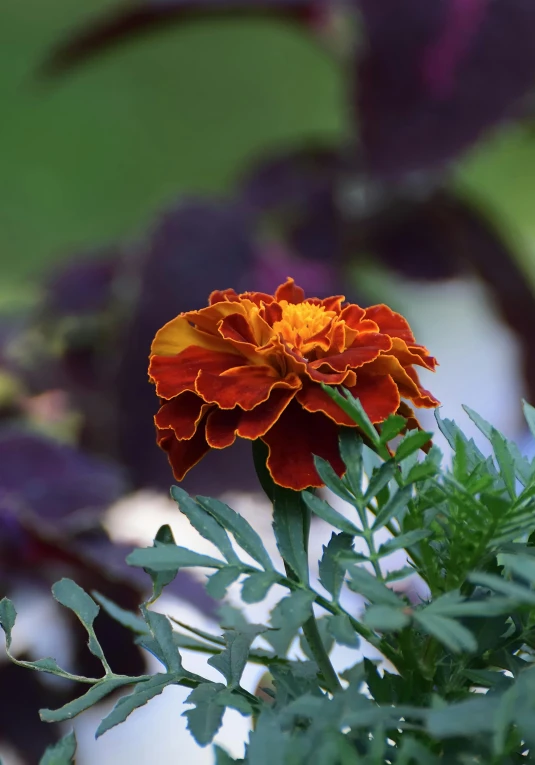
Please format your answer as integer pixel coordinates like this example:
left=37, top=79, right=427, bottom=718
left=272, top=300, right=335, bottom=351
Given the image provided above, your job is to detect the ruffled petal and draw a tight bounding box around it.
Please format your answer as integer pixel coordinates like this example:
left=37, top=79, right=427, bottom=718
left=157, top=421, right=210, bottom=481
left=404, top=367, right=441, bottom=408
left=274, top=278, right=305, bottom=304
left=205, top=387, right=297, bottom=447
left=296, top=383, right=355, bottom=426
left=196, top=364, right=300, bottom=410
left=364, top=305, right=416, bottom=344
left=205, top=408, right=240, bottom=449
left=347, top=374, right=401, bottom=423
left=237, top=387, right=297, bottom=439
left=151, top=315, right=231, bottom=357
left=309, top=333, right=392, bottom=374
left=261, top=401, right=346, bottom=491
left=154, top=391, right=212, bottom=439
left=150, top=347, right=244, bottom=399
left=389, top=337, right=437, bottom=371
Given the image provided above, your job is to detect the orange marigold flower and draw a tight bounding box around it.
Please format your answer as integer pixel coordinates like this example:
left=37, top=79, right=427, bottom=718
left=149, top=278, right=439, bottom=491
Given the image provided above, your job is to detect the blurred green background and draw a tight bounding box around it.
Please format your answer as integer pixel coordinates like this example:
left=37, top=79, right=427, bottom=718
left=1, top=1, right=535, bottom=308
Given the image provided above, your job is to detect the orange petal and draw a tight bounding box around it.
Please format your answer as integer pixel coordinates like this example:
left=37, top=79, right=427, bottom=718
left=389, top=337, right=437, bottom=371
left=157, top=422, right=210, bottom=481
left=205, top=408, right=240, bottom=449
left=151, top=315, right=231, bottom=357
left=205, top=387, right=297, bottom=447
left=309, top=333, right=392, bottom=374
left=364, top=305, right=416, bottom=344
left=209, top=288, right=239, bottom=305
left=154, top=392, right=212, bottom=440
left=184, top=301, right=247, bottom=335
left=320, top=295, right=345, bottom=311
left=307, top=366, right=356, bottom=386
left=361, top=354, right=422, bottom=400
left=261, top=401, right=346, bottom=491
left=196, top=365, right=300, bottom=410
left=340, top=304, right=366, bottom=328
left=347, top=374, right=401, bottom=423
left=296, top=383, right=356, bottom=426
left=404, top=367, right=441, bottom=408
left=274, top=278, right=305, bottom=304
left=150, top=347, right=245, bottom=399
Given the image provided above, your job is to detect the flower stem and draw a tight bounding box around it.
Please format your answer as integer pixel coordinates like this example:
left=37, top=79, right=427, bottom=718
left=279, top=491, right=342, bottom=694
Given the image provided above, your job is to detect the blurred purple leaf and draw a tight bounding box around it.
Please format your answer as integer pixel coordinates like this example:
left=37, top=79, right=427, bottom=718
left=357, top=0, right=535, bottom=177
left=114, top=199, right=260, bottom=491
left=0, top=429, right=126, bottom=525
left=45, top=251, right=119, bottom=316
left=43, top=0, right=322, bottom=76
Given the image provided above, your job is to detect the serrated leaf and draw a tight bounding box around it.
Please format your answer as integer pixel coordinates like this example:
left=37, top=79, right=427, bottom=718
left=127, top=545, right=224, bottom=571
left=435, top=409, right=465, bottom=450
left=272, top=485, right=309, bottom=583
left=214, top=745, right=238, bottom=764
left=52, top=579, right=99, bottom=629
left=247, top=710, right=287, bottom=765
left=462, top=405, right=494, bottom=441
left=423, top=591, right=511, bottom=618
left=490, top=429, right=516, bottom=499
left=51, top=579, right=105, bottom=665
left=147, top=524, right=180, bottom=599
left=183, top=682, right=226, bottom=747
left=206, top=566, right=242, bottom=600
left=338, top=429, right=363, bottom=497
left=378, top=529, right=431, bottom=556
left=414, top=612, right=477, bottom=653
left=364, top=461, right=397, bottom=503
left=0, top=597, right=16, bottom=649
left=143, top=609, right=183, bottom=673
left=322, top=386, right=380, bottom=445
left=215, top=689, right=253, bottom=716
left=395, top=430, right=433, bottom=462
left=384, top=566, right=415, bottom=583
left=96, top=674, right=177, bottom=738
left=468, top=572, right=535, bottom=605
left=313, top=456, right=355, bottom=503
left=406, top=458, right=439, bottom=484
left=92, top=592, right=148, bottom=634
left=426, top=696, right=498, bottom=738
left=39, top=730, right=76, bottom=765
left=318, top=532, right=354, bottom=601
left=501, top=553, right=535, bottom=585
left=299, top=616, right=334, bottom=661
left=208, top=628, right=263, bottom=688
left=379, top=414, right=407, bottom=444
left=40, top=677, right=135, bottom=723
left=523, top=399, right=535, bottom=441
left=371, top=485, right=412, bottom=531
left=302, top=492, right=361, bottom=536
left=363, top=605, right=411, bottom=632
left=265, top=591, right=315, bottom=655
left=197, top=496, right=274, bottom=571
left=241, top=572, right=280, bottom=604
left=171, top=486, right=241, bottom=565
left=326, top=614, right=359, bottom=647
left=347, top=567, right=404, bottom=607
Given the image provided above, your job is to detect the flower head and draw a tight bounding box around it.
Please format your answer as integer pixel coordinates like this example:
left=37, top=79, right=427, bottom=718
left=149, top=279, right=439, bottom=491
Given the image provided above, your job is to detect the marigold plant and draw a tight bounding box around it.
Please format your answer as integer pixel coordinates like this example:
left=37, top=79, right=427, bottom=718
left=149, top=278, right=439, bottom=490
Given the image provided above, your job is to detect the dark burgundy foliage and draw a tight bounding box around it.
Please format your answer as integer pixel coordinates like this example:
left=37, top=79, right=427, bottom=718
left=357, top=0, right=535, bottom=176
left=0, top=430, right=125, bottom=525
left=45, top=252, right=118, bottom=316
left=42, top=0, right=322, bottom=75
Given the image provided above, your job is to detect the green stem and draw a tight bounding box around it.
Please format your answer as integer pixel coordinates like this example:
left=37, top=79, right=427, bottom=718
left=283, top=560, right=342, bottom=694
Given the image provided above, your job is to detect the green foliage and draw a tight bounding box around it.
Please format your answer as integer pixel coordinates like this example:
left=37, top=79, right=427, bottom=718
left=39, top=731, right=76, bottom=765
left=8, top=396, right=535, bottom=762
